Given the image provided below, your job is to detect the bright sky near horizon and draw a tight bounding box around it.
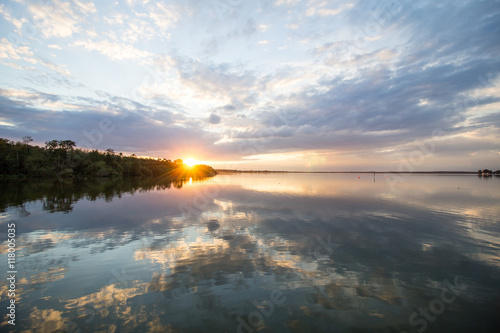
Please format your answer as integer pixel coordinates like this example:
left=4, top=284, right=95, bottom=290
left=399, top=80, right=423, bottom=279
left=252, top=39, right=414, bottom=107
left=0, top=0, right=499, bottom=171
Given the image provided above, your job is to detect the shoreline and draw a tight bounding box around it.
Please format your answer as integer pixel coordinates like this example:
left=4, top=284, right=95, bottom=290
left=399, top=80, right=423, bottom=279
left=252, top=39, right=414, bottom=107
left=216, top=170, right=492, bottom=175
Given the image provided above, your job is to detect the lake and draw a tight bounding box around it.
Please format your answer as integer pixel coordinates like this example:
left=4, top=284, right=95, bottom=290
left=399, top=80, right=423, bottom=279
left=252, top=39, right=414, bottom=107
left=1, top=173, right=499, bottom=332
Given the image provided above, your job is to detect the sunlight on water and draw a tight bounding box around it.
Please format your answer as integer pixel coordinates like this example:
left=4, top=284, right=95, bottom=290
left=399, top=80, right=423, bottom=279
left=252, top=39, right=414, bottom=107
left=0, top=174, right=499, bottom=332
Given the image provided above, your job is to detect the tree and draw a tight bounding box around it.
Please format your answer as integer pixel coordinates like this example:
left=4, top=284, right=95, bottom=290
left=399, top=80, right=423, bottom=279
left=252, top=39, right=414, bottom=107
left=44, top=140, right=77, bottom=177
left=22, top=136, right=33, bottom=145
left=60, top=140, right=76, bottom=151
left=1, top=137, right=217, bottom=180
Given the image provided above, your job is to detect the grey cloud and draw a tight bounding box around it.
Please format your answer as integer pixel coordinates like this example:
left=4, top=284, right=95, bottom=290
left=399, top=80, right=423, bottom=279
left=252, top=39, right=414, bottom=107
left=226, top=18, right=258, bottom=39
left=0, top=88, right=60, bottom=104
left=246, top=0, right=500, bottom=155
left=0, top=92, right=219, bottom=158
left=41, top=0, right=500, bottom=166
left=208, top=113, right=221, bottom=124
left=471, top=112, right=500, bottom=130
left=172, top=55, right=258, bottom=106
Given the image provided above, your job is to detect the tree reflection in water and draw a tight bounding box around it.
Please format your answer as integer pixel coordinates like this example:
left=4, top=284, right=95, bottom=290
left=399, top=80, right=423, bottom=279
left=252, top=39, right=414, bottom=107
left=0, top=176, right=206, bottom=215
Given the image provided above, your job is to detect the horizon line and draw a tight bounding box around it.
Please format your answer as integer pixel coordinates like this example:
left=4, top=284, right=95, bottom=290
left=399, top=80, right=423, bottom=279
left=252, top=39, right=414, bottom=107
left=215, top=169, right=495, bottom=174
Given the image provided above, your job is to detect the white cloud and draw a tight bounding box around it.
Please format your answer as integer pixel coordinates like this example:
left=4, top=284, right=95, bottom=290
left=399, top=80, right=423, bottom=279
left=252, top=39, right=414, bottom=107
left=104, top=13, right=127, bottom=25
left=0, top=38, right=71, bottom=75
left=275, top=0, right=302, bottom=6
left=0, top=120, right=16, bottom=127
left=315, top=8, right=342, bottom=16
left=120, top=19, right=156, bottom=43
left=0, top=38, right=33, bottom=60
left=0, top=87, right=98, bottom=111
left=39, top=58, right=71, bottom=76
left=0, top=4, right=26, bottom=30
left=28, top=1, right=78, bottom=38
left=73, top=0, right=97, bottom=14
left=0, top=88, right=41, bottom=100
left=258, top=24, right=272, bottom=32
left=104, top=5, right=166, bottom=42
left=1, top=62, right=36, bottom=71
left=86, top=28, right=97, bottom=37
left=125, top=0, right=149, bottom=7
left=27, top=0, right=97, bottom=38
left=306, top=2, right=354, bottom=17
left=73, top=39, right=153, bottom=61
left=149, top=2, right=180, bottom=30
left=151, top=55, right=176, bottom=72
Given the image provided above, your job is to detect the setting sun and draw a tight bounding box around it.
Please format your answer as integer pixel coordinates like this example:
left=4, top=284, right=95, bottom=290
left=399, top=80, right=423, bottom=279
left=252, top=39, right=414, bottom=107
left=184, top=158, right=197, bottom=167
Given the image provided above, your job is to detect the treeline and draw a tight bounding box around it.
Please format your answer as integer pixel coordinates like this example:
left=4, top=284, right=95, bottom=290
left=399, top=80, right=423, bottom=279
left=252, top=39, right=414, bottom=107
left=0, top=137, right=217, bottom=179
left=477, top=169, right=500, bottom=175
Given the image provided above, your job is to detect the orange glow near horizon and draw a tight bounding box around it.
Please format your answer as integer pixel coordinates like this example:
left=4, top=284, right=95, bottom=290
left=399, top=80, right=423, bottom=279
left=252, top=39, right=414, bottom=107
left=184, top=158, right=197, bottom=167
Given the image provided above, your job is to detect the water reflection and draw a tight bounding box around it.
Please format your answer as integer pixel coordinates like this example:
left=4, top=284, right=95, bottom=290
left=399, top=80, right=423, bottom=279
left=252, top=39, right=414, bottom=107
left=0, top=176, right=202, bottom=215
left=0, top=174, right=499, bottom=332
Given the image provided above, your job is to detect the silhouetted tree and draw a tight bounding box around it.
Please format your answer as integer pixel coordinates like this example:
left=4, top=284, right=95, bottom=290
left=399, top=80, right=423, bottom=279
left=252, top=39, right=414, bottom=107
left=1, top=137, right=217, bottom=180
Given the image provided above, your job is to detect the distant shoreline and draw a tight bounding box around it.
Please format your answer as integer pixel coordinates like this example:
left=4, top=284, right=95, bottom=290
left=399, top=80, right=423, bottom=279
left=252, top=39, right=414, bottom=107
left=215, top=170, right=487, bottom=175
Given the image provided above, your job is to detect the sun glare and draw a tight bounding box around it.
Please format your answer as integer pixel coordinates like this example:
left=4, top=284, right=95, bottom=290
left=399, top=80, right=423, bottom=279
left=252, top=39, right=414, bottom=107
left=185, top=158, right=197, bottom=167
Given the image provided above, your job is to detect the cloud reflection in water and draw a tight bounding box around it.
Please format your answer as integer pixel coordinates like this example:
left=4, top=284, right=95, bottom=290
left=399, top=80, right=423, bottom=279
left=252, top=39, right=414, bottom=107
left=1, top=174, right=499, bottom=332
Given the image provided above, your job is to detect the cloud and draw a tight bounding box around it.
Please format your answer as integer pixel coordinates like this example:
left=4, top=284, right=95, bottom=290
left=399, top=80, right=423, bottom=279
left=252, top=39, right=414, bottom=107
left=18, top=0, right=96, bottom=39
left=471, top=112, right=500, bottom=130
left=208, top=113, right=221, bottom=124
left=258, top=24, right=272, bottom=32
left=0, top=88, right=223, bottom=160
left=0, top=38, right=33, bottom=60
left=98, top=10, right=158, bottom=44
left=120, top=18, right=158, bottom=43
left=207, top=23, right=500, bottom=165
left=138, top=54, right=259, bottom=112
left=0, top=3, right=26, bottom=30
left=0, top=38, right=72, bottom=76
left=275, top=0, right=302, bottom=7
left=0, top=88, right=59, bottom=104
left=175, top=60, right=257, bottom=105
left=149, top=2, right=180, bottom=30
left=305, top=2, right=354, bottom=17
left=27, top=0, right=80, bottom=38
left=73, top=39, right=153, bottom=61
left=134, top=0, right=500, bottom=168
left=73, top=0, right=97, bottom=14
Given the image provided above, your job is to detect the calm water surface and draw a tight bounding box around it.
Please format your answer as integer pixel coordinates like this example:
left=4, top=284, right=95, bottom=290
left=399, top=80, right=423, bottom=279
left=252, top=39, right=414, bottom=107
left=1, top=174, right=499, bottom=332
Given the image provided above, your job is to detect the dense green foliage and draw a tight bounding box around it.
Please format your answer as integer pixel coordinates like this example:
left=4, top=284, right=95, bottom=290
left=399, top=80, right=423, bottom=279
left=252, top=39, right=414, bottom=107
left=0, top=137, right=216, bottom=179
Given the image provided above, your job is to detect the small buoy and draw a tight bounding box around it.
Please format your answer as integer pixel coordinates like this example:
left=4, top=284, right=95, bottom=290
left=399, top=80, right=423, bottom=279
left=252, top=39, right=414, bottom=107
left=358, top=176, right=360, bottom=179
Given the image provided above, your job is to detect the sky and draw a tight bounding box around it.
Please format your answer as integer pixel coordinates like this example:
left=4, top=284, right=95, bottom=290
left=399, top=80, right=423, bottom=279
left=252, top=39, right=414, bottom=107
left=0, top=0, right=499, bottom=171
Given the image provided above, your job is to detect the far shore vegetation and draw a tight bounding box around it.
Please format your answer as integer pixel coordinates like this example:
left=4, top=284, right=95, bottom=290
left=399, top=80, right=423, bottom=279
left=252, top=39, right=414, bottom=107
left=0, top=136, right=216, bottom=180
left=216, top=169, right=500, bottom=175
